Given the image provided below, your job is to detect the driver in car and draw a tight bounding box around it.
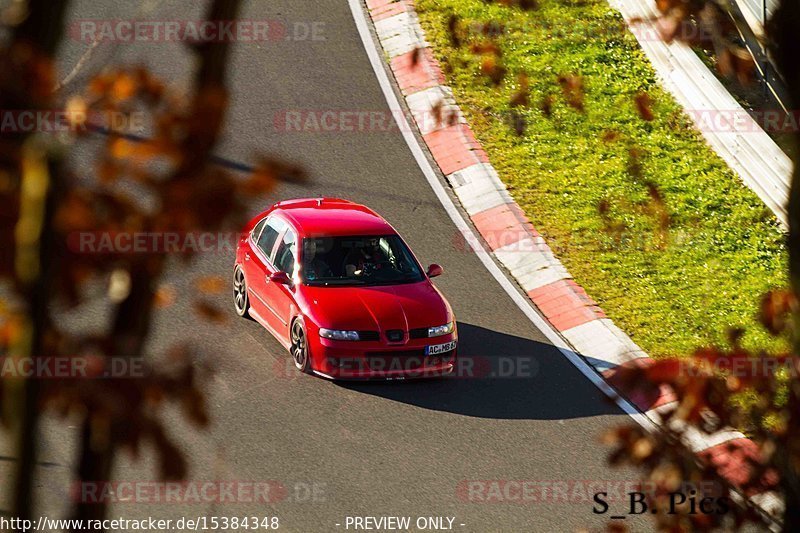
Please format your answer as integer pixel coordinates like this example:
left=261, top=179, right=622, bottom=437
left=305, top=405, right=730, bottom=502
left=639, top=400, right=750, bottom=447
left=303, top=239, right=333, bottom=281
left=345, top=239, right=386, bottom=277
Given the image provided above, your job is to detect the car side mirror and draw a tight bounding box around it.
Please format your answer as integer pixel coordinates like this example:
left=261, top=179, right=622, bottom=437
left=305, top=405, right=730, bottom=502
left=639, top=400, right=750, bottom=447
left=426, top=264, right=443, bottom=278
left=269, top=271, right=292, bottom=285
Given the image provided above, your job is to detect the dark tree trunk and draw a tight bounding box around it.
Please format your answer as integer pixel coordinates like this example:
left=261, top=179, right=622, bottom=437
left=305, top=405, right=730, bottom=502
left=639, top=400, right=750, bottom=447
left=9, top=0, right=70, bottom=522
left=72, top=262, right=157, bottom=526
left=13, top=154, right=63, bottom=523
left=768, top=1, right=800, bottom=530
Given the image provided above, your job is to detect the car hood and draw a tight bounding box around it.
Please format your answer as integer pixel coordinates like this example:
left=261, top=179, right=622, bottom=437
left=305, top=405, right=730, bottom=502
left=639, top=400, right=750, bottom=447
left=300, top=281, right=451, bottom=331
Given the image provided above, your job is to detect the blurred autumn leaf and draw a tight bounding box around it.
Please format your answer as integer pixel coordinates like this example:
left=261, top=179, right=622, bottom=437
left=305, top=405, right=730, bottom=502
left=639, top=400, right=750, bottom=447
left=557, top=74, right=585, bottom=113
left=195, top=275, right=226, bottom=294
left=153, top=284, right=177, bottom=308
left=193, top=300, right=227, bottom=324
left=0, top=0, right=307, bottom=528
left=472, top=0, right=799, bottom=529
left=635, top=92, right=654, bottom=121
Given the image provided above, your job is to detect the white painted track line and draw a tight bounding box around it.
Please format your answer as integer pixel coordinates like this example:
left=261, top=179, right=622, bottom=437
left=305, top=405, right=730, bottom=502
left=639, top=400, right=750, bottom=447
left=347, top=0, right=657, bottom=433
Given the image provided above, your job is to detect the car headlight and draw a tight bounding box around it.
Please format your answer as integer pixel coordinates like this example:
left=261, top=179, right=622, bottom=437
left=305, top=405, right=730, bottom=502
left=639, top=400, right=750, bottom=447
left=428, top=322, right=454, bottom=337
left=319, top=328, right=360, bottom=341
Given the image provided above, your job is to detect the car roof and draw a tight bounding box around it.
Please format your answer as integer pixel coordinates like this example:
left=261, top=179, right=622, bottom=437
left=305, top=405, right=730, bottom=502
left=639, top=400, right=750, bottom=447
left=271, top=198, right=396, bottom=237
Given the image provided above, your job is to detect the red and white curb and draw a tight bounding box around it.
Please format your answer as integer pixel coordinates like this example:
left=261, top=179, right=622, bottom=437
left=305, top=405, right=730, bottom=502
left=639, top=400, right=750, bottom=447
left=361, top=0, right=782, bottom=522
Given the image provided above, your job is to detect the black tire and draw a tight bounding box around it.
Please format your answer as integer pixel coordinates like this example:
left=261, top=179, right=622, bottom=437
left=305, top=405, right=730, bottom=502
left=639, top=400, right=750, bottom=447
left=290, top=319, right=311, bottom=374
left=233, top=266, right=251, bottom=319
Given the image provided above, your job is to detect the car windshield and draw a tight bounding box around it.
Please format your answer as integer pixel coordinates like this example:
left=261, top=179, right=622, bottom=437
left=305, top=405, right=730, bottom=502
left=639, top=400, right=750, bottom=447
left=301, top=235, right=424, bottom=286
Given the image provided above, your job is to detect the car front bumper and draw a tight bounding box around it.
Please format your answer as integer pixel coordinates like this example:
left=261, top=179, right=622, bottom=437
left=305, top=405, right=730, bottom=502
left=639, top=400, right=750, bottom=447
left=311, top=333, right=458, bottom=380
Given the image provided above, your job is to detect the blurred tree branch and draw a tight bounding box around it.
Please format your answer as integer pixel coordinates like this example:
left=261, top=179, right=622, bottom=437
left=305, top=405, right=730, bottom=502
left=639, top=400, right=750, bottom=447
left=474, top=0, right=800, bottom=529
left=766, top=2, right=800, bottom=528
left=0, top=0, right=307, bottom=530
left=72, top=0, right=242, bottom=527
left=0, top=0, right=72, bottom=523
left=601, top=0, right=800, bottom=530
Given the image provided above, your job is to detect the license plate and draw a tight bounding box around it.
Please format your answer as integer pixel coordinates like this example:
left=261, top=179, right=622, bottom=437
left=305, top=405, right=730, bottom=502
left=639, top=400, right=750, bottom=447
left=425, top=340, right=456, bottom=356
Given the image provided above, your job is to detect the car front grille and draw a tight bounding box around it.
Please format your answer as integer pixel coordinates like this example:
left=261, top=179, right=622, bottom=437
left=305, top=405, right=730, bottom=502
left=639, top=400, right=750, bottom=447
left=354, top=329, right=452, bottom=343
left=385, top=329, right=404, bottom=342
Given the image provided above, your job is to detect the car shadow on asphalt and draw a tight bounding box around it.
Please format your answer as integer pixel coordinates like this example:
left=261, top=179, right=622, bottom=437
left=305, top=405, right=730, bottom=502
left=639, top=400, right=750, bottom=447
left=338, top=322, right=626, bottom=420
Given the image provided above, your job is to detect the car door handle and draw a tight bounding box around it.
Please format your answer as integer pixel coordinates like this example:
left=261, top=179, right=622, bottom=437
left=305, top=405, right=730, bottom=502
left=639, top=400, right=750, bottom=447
left=245, top=252, right=250, bottom=261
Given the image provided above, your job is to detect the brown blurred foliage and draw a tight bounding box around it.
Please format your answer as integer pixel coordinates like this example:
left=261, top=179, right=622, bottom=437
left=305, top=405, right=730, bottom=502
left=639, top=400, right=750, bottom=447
left=0, top=0, right=304, bottom=529
left=600, top=0, right=800, bottom=530
left=603, top=292, right=797, bottom=530
left=475, top=0, right=799, bottom=530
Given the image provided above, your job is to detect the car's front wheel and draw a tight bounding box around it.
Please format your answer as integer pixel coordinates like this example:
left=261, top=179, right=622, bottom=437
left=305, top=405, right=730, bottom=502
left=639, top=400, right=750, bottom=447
left=290, top=319, right=311, bottom=374
left=233, top=266, right=250, bottom=318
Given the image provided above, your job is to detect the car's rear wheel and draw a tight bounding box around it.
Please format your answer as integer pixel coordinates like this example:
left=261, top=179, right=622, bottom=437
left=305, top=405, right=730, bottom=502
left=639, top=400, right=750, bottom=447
left=233, top=266, right=250, bottom=318
left=290, top=319, right=311, bottom=373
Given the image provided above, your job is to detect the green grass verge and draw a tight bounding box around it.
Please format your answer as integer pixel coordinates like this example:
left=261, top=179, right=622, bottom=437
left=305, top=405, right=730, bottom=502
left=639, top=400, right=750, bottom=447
left=415, top=0, right=789, bottom=358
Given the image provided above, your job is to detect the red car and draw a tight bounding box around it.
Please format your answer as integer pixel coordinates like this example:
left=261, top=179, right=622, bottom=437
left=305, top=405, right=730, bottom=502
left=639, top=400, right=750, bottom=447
left=233, top=198, right=457, bottom=380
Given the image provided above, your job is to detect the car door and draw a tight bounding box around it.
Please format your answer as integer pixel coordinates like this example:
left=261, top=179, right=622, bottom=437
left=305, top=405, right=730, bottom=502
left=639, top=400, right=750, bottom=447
left=243, top=215, right=285, bottom=325
left=263, top=225, right=299, bottom=345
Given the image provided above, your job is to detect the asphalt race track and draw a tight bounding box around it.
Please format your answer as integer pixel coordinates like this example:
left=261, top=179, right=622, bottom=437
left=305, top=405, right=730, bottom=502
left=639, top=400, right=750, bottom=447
left=0, top=1, right=656, bottom=531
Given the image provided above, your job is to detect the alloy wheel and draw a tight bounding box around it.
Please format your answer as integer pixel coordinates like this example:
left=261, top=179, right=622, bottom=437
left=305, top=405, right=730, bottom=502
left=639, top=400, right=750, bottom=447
left=291, top=320, right=309, bottom=371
